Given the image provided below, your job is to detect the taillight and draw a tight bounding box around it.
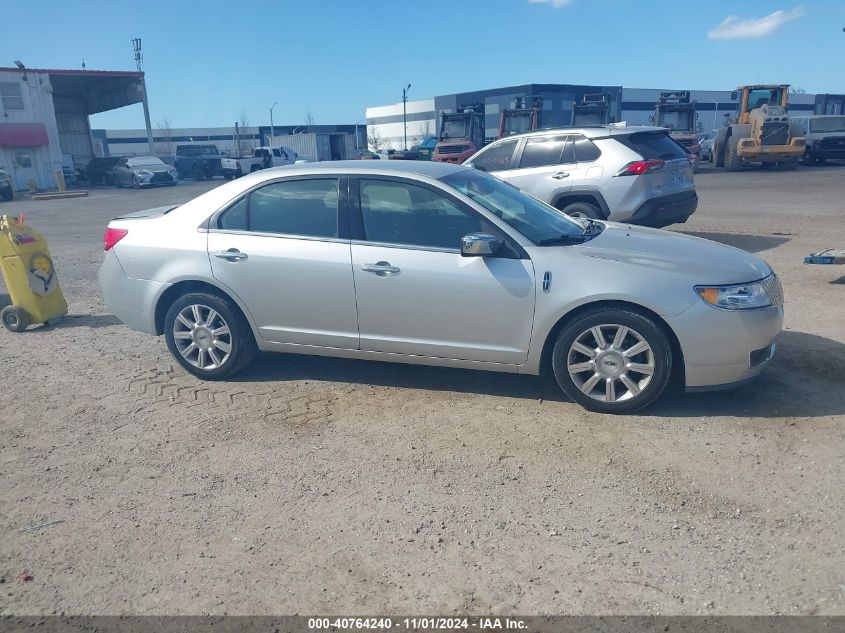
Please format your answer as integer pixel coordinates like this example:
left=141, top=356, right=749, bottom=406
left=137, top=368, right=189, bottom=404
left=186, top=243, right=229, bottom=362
left=103, top=227, right=128, bottom=251
left=616, top=159, right=665, bottom=176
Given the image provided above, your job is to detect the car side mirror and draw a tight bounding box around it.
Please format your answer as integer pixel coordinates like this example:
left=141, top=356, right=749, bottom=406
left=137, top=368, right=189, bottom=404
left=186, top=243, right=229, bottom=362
left=465, top=162, right=486, bottom=172
left=461, top=233, right=502, bottom=257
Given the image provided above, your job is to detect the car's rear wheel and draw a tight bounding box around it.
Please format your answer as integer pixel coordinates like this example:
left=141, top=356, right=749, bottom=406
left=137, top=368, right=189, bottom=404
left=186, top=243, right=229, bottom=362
left=551, top=306, right=672, bottom=414
left=193, top=166, right=205, bottom=181
left=164, top=292, right=256, bottom=380
left=561, top=201, right=602, bottom=220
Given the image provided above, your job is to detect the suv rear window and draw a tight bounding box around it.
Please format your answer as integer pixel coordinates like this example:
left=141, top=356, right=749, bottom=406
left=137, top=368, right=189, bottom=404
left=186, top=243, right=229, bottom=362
left=617, top=132, right=687, bottom=160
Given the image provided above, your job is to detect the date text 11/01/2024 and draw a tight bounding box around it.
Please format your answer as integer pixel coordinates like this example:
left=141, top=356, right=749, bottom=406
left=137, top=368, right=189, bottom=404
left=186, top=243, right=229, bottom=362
left=307, top=617, right=528, bottom=630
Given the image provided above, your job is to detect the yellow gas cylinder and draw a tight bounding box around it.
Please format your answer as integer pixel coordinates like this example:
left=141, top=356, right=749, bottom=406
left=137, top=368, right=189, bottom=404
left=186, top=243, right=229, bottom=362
left=0, top=214, right=68, bottom=331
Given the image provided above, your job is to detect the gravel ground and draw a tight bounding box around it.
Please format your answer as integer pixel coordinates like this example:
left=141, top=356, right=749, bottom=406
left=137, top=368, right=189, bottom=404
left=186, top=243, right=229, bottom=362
left=0, top=167, right=843, bottom=616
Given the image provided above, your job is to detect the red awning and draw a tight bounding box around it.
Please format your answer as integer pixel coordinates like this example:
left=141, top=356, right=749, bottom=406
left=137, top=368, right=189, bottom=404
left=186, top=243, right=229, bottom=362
left=0, top=123, right=49, bottom=147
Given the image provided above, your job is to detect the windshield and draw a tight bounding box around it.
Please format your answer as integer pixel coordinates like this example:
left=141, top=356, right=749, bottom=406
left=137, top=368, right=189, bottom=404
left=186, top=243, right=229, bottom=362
left=503, top=111, right=532, bottom=134
left=129, top=156, right=165, bottom=167
left=658, top=110, right=693, bottom=131
left=441, top=118, right=469, bottom=140
left=745, top=88, right=783, bottom=112
left=440, top=170, right=585, bottom=245
left=810, top=117, right=845, bottom=133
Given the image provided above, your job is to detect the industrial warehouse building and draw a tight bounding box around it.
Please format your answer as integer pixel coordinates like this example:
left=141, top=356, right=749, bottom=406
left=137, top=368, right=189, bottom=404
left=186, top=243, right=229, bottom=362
left=94, top=124, right=367, bottom=158
left=366, top=83, right=843, bottom=150
left=0, top=65, right=147, bottom=191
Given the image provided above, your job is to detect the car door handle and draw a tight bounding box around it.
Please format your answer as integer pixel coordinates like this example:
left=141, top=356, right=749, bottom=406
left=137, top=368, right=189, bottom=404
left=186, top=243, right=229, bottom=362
left=361, top=261, right=401, bottom=276
left=552, top=171, right=569, bottom=179
left=213, top=249, right=248, bottom=262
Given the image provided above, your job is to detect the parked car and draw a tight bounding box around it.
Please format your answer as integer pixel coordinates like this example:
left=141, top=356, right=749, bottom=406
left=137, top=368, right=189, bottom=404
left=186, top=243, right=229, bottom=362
left=175, top=144, right=222, bottom=180
left=99, top=161, right=782, bottom=414
left=353, top=149, right=381, bottom=160
left=220, top=146, right=296, bottom=179
left=464, top=125, right=698, bottom=227
left=80, top=156, right=123, bottom=186
left=0, top=165, right=12, bottom=201
left=113, top=156, right=178, bottom=188
left=698, top=130, right=718, bottom=162
left=792, top=115, right=845, bottom=165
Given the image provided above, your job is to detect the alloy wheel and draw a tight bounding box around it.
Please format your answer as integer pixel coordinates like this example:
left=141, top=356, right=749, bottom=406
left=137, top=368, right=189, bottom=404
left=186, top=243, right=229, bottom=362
left=171, top=304, right=232, bottom=370
left=566, top=323, right=655, bottom=403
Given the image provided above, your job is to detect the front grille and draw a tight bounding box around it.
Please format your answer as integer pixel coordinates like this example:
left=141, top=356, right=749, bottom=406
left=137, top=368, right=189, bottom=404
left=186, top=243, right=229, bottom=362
left=819, top=136, right=845, bottom=149
left=436, top=145, right=465, bottom=154
left=151, top=173, right=174, bottom=184
left=762, top=273, right=784, bottom=307
left=760, top=122, right=789, bottom=146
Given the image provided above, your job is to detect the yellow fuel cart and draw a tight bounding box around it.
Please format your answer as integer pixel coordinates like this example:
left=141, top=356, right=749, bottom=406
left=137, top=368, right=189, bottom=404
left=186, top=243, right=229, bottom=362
left=0, top=214, right=67, bottom=332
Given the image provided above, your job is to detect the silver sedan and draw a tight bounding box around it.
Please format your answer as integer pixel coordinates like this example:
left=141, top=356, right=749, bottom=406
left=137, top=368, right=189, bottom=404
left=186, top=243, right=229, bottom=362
left=99, top=161, right=783, bottom=413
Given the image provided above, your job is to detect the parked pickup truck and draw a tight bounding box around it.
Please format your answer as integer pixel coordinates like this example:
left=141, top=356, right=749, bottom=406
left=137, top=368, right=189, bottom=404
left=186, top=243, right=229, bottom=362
left=175, top=144, right=222, bottom=180
left=220, top=146, right=297, bottom=179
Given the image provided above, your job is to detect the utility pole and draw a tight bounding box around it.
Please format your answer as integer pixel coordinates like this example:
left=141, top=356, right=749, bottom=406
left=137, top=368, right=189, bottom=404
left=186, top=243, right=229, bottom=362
left=402, top=83, right=411, bottom=150
left=270, top=101, right=278, bottom=144
left=132, top=38, right=155, bottom=155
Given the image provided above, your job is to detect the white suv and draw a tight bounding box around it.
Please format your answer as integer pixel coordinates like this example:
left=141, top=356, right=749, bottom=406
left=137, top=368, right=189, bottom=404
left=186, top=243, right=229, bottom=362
left=465, top=125, right=697, bottom=227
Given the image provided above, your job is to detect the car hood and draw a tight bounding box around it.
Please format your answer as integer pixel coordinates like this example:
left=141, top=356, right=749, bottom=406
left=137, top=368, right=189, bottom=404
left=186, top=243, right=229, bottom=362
left=575, top=223, right=771, bottom=284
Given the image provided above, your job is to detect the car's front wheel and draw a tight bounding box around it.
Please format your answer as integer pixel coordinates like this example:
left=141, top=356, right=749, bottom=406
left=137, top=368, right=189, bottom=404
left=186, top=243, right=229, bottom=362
left=551, top=306, right=672, bottom=414
left=561, top=201, right=602, bottom=220
left=164, top=292, right=256, bottom=379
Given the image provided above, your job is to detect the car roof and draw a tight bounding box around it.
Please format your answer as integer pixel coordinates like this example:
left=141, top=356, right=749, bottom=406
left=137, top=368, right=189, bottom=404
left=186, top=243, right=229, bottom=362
left=498, top=124, right=669, bottom=141
left=256, top=160, right=471, bottom=179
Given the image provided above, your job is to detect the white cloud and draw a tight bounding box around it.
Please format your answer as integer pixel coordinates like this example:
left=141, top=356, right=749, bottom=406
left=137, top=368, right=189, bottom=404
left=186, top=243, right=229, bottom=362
left=528, top=0, right=576, bottom=8
left=708, top=7, right=806, bottom=40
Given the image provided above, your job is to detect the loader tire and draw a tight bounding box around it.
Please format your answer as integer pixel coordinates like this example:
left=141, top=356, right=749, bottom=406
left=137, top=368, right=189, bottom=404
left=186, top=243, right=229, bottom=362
left=725, top=138, right=743, bottom=172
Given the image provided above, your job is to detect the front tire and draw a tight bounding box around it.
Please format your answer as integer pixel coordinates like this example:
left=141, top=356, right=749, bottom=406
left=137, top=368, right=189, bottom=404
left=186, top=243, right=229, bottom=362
left=725, top=137, right=743, bottom=171
left=164, top=292, right=256, bottom=380
left=561, top=201, right=602, bottom=220
left=802, top=151, right=816, bottom=166
left=551, top=306, right=673, bottom=414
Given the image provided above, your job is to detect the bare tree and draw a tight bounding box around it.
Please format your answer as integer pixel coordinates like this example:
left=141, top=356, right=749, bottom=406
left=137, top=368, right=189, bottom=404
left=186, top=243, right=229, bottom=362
left=154, top=117, right=174, bottom=156
left=414, top=120, right=434, bottom=145
left=790, top=86, right=807, bottom=94
left=304, top=110, right=315, bottom=132
left=368, top=126, right=384, bottom=152
left=239, top=111, right=254, bottom=152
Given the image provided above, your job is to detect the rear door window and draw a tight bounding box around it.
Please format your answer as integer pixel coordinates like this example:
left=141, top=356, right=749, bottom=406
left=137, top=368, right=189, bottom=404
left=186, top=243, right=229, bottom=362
left=519, top=136, right=568, bottom=168
left=617, top=132, right=688, bottom=160
left=571, top=135, right=602, bottom=162
left=471, top=139, right=519, bottom=172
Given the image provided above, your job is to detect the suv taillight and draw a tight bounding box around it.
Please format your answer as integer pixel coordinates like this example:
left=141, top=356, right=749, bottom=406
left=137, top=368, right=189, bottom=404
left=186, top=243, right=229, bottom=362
left=104, top=228, right=127, bottom=251
left=616, top=159, right=665, bottom=176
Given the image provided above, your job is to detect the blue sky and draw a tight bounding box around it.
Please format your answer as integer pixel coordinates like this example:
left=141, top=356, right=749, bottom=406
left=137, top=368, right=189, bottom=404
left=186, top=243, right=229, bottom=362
left=2, top=0, right=842, bottom=129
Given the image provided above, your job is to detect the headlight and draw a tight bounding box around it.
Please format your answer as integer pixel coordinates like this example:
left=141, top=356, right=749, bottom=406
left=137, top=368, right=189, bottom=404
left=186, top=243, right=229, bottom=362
left=695, top=275, right=781, bottom=310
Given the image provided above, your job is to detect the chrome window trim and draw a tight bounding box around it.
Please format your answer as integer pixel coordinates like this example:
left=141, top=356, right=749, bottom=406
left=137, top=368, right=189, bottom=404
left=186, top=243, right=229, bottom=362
left=206, top=227, right=350, bottom=245
left=350, top=239, right=460, bottom=255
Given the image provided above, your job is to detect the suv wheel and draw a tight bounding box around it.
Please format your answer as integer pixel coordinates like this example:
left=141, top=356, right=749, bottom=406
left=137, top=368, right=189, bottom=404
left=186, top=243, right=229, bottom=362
left=802, top=151, right=816, bottom=166
left=164, top=292, right=256, bottom=380
left=193, top=166, right=206, bottom=181
left=561, top=201, right=602, bottom=220
left=551, top=306, right=672, bottom=414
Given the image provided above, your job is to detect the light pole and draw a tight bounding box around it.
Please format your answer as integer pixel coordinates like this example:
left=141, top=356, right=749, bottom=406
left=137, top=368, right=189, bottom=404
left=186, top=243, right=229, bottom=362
left=712, top=99, right=720, bottom=131
left=270, top=101, right=278, bottom=144
left=402, top=83, right=411, bottom=150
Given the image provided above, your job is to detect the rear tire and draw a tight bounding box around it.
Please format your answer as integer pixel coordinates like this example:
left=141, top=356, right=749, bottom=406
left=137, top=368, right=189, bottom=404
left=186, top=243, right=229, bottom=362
left=551, top=306, right=673, bottom=414
left=164, top=291, right=256, bottom=380
left=1, top=305, right=31, bottom=332
left=193, top=166, right=205, bottom=181
left=561, top=201, right=602, bottom=220
left=250, top=165, right=262, bottom=173
left=778, top=159, right=799, bottom=171
left=802, top=151, right=816, bottom=166
left=131, top=175, right=139, bottom=189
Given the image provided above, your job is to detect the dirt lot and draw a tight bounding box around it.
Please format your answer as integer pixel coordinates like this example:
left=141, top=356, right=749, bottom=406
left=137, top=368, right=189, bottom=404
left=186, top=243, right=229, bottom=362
left=1, top=167, right=843, bottom=616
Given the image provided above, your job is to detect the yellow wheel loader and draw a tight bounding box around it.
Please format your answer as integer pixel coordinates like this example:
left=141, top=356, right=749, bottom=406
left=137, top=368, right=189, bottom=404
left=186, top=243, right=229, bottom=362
left=712, top=85, right=805, bottom=171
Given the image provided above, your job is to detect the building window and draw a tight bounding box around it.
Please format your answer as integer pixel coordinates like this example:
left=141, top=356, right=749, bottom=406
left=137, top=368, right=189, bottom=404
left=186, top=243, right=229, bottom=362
left=14, top=149, right=33, bottom=168
left=0, top=83, right=24, bottom=111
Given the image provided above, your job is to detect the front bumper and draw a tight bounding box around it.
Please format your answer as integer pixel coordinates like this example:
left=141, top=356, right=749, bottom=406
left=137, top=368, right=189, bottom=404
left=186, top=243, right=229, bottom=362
left=666, top=300, right=783, bottom=391
left=626, top=190, right=698, bottom=228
